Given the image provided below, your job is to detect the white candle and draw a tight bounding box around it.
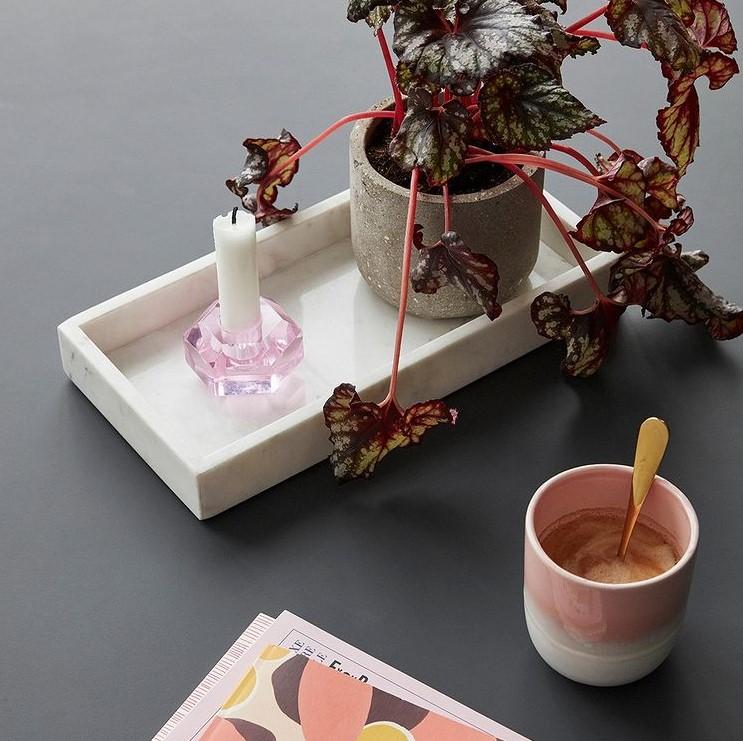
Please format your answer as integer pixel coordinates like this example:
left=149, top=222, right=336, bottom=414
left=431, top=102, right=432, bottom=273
left=213, top=209, right=261, bottom=332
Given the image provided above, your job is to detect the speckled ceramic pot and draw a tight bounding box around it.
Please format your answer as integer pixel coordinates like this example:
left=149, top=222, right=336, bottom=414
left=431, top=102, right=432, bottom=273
left=349, top=100, right=544, bottom=319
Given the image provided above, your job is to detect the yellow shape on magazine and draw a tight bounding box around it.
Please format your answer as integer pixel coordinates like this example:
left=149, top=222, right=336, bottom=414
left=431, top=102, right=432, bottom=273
left=357, top=721, right=414, bottom=740
left=221, top=667, right=256, bottom=710
left=219, top=651, right=304, bottom=741
left=260, top=644, right=291, bottom=661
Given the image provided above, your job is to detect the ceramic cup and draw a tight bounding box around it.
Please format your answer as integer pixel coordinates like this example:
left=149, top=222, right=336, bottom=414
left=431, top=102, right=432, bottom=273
left=523, top=464, right=699, bottom=686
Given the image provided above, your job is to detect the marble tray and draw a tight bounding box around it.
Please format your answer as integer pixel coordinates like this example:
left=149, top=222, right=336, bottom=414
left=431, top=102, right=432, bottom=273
left=58, top=190, right=613, bottom=519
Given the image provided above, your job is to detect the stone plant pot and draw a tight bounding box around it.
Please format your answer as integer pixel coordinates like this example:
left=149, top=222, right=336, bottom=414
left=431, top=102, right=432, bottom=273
left=349, top=101, right=545, bottom=319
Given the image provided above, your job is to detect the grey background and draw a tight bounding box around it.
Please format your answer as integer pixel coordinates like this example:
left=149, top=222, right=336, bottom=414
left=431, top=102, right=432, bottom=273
left=2, top=2, right=742, bottom=738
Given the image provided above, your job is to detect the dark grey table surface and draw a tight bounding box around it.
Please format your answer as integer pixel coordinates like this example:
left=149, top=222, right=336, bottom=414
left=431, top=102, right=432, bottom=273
left=2, top=2, right=742, bottom=739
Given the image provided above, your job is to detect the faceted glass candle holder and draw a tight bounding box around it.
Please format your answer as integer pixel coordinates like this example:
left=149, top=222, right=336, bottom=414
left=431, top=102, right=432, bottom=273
left=184, top=297, right=303, bottom=396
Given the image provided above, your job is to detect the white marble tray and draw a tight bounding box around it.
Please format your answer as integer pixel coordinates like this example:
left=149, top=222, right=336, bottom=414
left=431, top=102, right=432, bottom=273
left=58, top=190, right=613, bottom=519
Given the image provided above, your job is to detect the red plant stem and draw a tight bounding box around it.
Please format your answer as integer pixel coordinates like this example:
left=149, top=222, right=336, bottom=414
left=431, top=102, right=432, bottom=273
left=587, top=128, right=623, bottom=155
left=377, top=28, right=405, bottom=133
left=465, top=151, right=664, bottom=233
left=505, top=165, right=605, bottom=301
left=442, top=184, right=452, bottom=232
left=573, top=29, right=617, bottom=41
left=436, top=9, right=454, bottom=32
left=385, top=167, right=421, bottom=410
left=468, top=145, right=495, bottom=158
left=566, top=4, right=608, bottom=33
left=265, top=110, right=396, bottom=180
left=549, top=143, right=600, bottom=175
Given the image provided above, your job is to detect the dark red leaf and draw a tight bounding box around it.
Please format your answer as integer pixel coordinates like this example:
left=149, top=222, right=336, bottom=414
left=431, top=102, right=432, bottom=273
left=594, top=148, right=638, bottom=174
left=531, top=293, right=626, bottom=377
left=667, top=0, right=695, bottom=23
left=410, top=225, right=502, bottom=320
left=657, top=51, right=738, bottom=173
left=393, top=0, right=551, bottom=96
left=667, top=204, right=695, bottom=237
left=656, top=2, right=738, bottom=172
left=603, top=155, right=647, bottom=204
left=609, top=246, right=743, bottom=339
left=226, top=129, right=301, bottom=226
left=225, top=144, right=268, bottom=195
left=606, top=0, right=701, bottom=71
left=677, top=248, right=710, bottom=272
left=433, top=0, right=458, bottom=23
left=639, top=156, right=681, bottom=211
left=347, top=0, right=393, bottom=30
left=573, top=199, right=652, bottom=252
left=517, top=1, right=601, bottom=75
left=595, top=149, right=682, bottom=218
left=389, top=89, right=470, bottom=185
left=684, top=0, right=737, bottom=53
left=559, top=32, right=602, bottom=59
left=323, top=384, right=456, bottom=482
left=572, top=155, right=654, bottom=252
left=577, top=148, right=693, bottom=251
left=479, top=63, right=604, bottom=150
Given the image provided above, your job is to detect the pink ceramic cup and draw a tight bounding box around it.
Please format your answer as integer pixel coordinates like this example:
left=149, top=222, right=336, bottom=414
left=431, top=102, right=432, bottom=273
left=524, top=464, right=699, bottom=686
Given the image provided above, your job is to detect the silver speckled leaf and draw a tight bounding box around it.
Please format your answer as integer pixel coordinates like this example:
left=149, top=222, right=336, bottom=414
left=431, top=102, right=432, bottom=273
left=389, top=88, right=471, bottom=185
left=225, top=129, right=301, bottom=226
left=411, top=226, right=502, bottom=319
left=366, top=6, right=392, bottom=30
left=572, top=156, right=654, bottom=253
left=323, top=383, right=456, bottom=482
left=393, top=0, right=551, bottom=95
left=531, top=293, right=626, bottom=377
left=434, top=0, right=458, bottom=22
left=609, top=246, right=743, bottom=339
left=518, top=1, right=601, bottom=74
left=479, top=63, right=604, bottom=150
left=347, top=0, right=394, bottom=27
left=606, top=0, right=701, bottom=71
left=225, top=144, right=268, bottom=198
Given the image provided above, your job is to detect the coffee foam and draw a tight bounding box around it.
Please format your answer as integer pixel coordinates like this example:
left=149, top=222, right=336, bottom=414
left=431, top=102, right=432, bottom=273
left=539, top=507, right=680, bottom=584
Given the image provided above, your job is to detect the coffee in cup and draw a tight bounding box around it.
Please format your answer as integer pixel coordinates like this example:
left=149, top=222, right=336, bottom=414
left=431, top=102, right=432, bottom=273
left=539, top=507, right=679, bottom=584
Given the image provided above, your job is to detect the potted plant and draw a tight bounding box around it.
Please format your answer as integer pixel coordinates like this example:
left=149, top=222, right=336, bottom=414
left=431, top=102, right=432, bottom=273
left=227, top=0, right=740, bottom=482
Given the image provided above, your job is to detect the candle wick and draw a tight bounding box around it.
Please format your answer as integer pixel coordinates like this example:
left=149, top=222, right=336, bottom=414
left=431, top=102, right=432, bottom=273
left=231, top=206, right=238, bottom=225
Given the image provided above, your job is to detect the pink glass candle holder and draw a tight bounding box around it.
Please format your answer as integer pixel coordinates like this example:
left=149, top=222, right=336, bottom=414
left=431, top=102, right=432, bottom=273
left=184, top=208, right=303, bottom=396
left=184, top=296, right=303, bottom=396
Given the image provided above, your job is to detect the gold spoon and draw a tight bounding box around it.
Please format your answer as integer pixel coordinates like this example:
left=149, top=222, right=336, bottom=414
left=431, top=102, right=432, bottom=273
left=617, top=417, right=670, bottom=560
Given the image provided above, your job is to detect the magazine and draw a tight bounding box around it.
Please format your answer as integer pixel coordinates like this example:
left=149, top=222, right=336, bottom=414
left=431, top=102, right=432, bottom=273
left=152, top=611, right=528, bottom=741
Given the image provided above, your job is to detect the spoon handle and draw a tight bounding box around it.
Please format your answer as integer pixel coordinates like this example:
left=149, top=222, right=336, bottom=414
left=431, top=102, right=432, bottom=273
left=618, top=417, right=670, bottom=559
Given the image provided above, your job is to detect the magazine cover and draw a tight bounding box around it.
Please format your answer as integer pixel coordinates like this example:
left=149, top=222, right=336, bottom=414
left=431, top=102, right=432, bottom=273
left=201, top=644, right=500, bottom=741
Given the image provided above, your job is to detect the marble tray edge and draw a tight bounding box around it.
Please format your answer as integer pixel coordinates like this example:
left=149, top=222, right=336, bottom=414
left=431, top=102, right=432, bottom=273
left=58, top=190, right=614, bottom=519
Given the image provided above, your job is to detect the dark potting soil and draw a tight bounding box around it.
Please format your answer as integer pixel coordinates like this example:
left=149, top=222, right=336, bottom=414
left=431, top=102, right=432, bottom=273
left=365, top=118, right=512, bottom=196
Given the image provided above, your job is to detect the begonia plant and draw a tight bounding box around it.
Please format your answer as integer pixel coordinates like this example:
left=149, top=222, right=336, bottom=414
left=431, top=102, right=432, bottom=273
left=227, top=1, right=740, bottom=481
